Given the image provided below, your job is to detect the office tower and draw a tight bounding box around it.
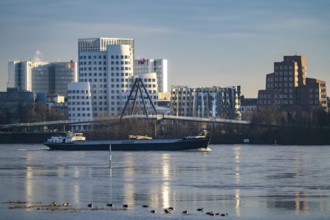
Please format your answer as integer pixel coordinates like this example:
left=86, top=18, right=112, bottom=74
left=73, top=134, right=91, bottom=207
left=0, top=88, right=36, bottom=124
left=134, top=58, right=168, bottom=92
left=170, top=85, right=241, bottom=119
left=77, top=37, right=134, bottom=117
left=49, top=62, right=77, bottom=96
left=8, top=60, right=77, bottom=96
left=257, top=55, right=327, bottom=112
left=8, top=61, right=48, bottom=92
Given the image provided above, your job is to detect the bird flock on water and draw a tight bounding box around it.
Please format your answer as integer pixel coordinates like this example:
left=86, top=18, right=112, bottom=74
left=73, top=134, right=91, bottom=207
left=84, top=202, right=228, bottom=216
left=12, top=200, right=229, bottom=217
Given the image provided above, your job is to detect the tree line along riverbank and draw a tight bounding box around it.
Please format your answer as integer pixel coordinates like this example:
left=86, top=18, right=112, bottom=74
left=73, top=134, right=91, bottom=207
left=0, top=121, right=329, bottom=145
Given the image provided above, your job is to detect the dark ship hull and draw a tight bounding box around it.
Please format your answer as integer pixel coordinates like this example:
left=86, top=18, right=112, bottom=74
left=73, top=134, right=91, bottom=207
left=44, top=136, right=211, bottom=151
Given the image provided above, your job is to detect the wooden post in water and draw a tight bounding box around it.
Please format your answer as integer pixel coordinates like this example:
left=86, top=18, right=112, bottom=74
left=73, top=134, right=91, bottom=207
left=109, top=145, right=112, bottom=169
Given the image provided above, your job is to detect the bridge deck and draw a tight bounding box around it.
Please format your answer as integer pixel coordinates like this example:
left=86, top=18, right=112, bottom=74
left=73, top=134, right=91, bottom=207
left=0, top=115, right=250, bottom=129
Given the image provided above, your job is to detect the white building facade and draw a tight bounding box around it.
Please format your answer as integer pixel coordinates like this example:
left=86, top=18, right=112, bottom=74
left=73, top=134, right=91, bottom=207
left=135, top=72, right=158, bottom=112
left=120, top=73, right=158, bottom=116
left=67, top=82, right=93, bottom=130
left=134, top=58, right=168, bottom=92
left=78, top=38, right=134, bottom=117
left=107, top=45, right=134, bottom=115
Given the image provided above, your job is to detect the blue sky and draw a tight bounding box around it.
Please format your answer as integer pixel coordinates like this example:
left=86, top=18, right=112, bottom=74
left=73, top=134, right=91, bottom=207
left=0, top=0, right=329, bottom=97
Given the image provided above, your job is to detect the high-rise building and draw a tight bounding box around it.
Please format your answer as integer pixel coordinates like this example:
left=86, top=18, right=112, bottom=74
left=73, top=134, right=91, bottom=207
left=0, top=88, right=36, bottom=124
left=8, top=60, right=77, bottom=96
left=67, top=82, right=93, bottom=130
left=49, top=62, right=77, bottom=96
left=8, top=61, right=48, bottom=92
left=170, top=85, right=241, bottom=119
left=257, top=55, right=328, bottom=112
left=77, top=37, right=134, bottom=117
left=134, top=58, right=168, bottom=92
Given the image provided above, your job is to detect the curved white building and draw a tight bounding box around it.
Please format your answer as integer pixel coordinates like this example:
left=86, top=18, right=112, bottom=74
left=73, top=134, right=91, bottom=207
left=107, top=44, right=134, bottom=115
left=78, top=37, right=134, bottom=117
left=67, top=82, right=93, bottom=130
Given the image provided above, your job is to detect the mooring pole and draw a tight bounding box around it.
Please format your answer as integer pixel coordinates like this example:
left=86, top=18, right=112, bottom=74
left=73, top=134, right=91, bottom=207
left=109, top=145, right=112, bottom=169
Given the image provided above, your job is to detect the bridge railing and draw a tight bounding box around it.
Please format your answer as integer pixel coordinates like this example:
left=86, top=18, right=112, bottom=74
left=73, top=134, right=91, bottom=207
left=122, top=114, right=250, bottom=125
left=0, top=115, right=250, bottom=129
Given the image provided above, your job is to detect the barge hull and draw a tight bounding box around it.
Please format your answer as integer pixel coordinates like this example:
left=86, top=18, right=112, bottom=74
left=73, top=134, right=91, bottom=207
left=45, top=137, right=211, bottom=151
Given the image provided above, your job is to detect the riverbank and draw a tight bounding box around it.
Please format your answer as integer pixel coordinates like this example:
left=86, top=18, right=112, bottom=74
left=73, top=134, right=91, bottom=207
left=0, top=132, right=64, bottom=144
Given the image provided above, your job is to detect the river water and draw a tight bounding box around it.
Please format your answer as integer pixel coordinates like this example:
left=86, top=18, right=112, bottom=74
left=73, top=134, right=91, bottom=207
left=0, top=144, right=329, bottom=220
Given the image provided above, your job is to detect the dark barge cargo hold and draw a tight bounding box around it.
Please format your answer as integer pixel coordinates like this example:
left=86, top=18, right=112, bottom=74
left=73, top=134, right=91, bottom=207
left=44, top=131, right=211, bottom=151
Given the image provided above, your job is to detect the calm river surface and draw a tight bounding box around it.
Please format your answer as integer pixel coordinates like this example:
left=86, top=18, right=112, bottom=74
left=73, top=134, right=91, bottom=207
left=0, top=144, right=330, bottom=220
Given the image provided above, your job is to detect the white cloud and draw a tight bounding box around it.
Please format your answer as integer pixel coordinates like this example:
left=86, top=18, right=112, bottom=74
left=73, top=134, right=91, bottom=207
left=33, top=49, right=44, bottom=61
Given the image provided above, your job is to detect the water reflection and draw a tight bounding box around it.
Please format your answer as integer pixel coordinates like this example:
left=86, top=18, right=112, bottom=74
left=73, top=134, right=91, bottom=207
left=119, top=153, right=172, bottom=208
left=295, top=192, right=309, bottom=212
left=265, top=149, right=313, bottom=213
left=12, top=144, right=329, bottom=218
left=161, top=154, right=170, bottom=208
left=24, top=152, right=83, bottom=206
left=123, top=153, right=135, bottom=206
left=234, top=146, right=241, bottom=217
left=267, top=191, right=310, bottom=212
left=25, top=166, right=33, bottom=202
left=25, top=152, right=31, bottom=202
left=73, top=183, right=80, bottom=207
